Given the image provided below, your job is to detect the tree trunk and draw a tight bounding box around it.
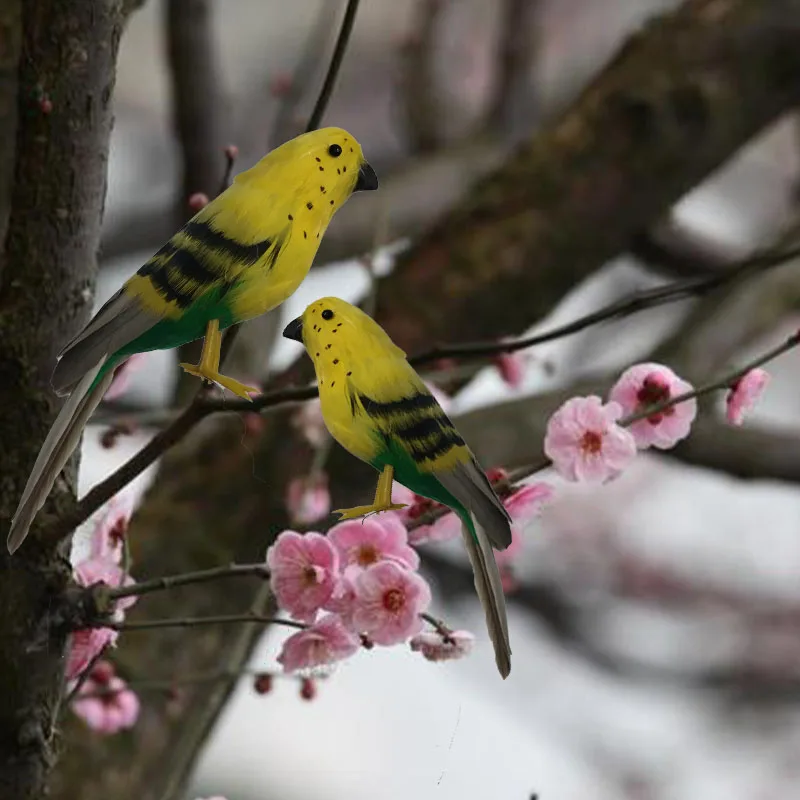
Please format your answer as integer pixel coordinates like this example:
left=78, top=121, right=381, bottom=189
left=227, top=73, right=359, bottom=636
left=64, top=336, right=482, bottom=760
left=0, top=1, right=125, bottom=796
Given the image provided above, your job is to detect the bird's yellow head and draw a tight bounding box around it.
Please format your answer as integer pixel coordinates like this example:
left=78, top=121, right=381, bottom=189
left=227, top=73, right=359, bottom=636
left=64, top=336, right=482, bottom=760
left=283, top=297, right=405, bottom=381
left=234, top=127, right=377, bottom=218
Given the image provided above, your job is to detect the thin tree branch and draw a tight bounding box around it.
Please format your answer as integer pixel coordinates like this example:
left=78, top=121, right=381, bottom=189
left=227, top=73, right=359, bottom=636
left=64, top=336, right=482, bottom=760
left=305, top=0, right=361, bottom=133
left=217, top=0, right=361, bottom=370
left=106, top=563, right=270, bottom=601
left=103, top=614, right=306, bottom=633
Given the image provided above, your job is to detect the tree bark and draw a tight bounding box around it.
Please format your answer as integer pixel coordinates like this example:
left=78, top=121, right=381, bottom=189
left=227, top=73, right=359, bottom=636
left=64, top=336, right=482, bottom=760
left=51, top=0, right=800, bottom=797
left=0, top=1, right=126, bottom=797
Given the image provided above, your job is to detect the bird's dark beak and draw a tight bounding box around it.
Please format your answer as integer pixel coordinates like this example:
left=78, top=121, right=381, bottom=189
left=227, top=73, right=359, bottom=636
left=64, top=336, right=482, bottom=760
left=282, top=317, right=303, bottom=342
left=354, top=161, right=378, bottom=192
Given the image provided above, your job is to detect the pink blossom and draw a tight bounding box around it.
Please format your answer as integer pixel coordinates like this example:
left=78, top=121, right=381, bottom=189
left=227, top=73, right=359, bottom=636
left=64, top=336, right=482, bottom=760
left=396, top=489, right=461, bottom=545
left=544, top=396, right=637, bottom=483
left=103, top=354, right=146, bottom=402
left=407, top=509, right=461, bottom=546
left=323, top=569, right=357, bottom=628
left=608, top=363, right=696, bottom=449
left=277, top=614, right=360, bottom=672
left=504, top=481, right=554, bottom=522
left=495, top=482, right=554, bottom=567
left=352, top=562, right=431, bottom=645
left=285, top=474, right=331, bottom=525
left=328, top=515, right=419, bottom=571
left=188, top=192, right=210, bottom=211
left=89, top=495, right=133, bottom=564
left=726, top=368, right=770, bottom=426
left=71, top=664, right=140, bottom=735
left=493, top=350, right=527, bottom=388
left=266, top=531, right=339, bottom=622
left=410, top=629, right=475, bottom=662
left=291, top=399, right=328, bottom=447
left=65, top=627, right=118, bottom=682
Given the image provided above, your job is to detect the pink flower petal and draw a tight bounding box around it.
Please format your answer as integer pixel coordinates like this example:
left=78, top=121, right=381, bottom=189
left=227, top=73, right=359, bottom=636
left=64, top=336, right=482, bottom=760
left=544, top=396, right=637, bottom=483
left=89, top=495, right=133, bottom=564
left=352, top=562, right=431, bottom=645
left=608, top=363, right=696, bottom=449
left=103, top=354, right=146, bottom=402
left=266, top=531, right=339, bottom=623
left=410, top=629, right=475, bottom=662
left=277, top=614, right=360, bottom=672
left=65, top=628, right=118, bottom=682
left=726, top=368, right=770, bottom=426
left=285, top=474, right=331, bottom=525
left=71, top=665, right=140, bottom=735
left=328, top=516, right=419, bottom=571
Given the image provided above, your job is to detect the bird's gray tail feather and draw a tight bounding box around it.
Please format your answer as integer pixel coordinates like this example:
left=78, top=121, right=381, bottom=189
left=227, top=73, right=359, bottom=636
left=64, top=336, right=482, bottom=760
left=7, top=358, right=112, bottom=554
left=461, top=517, right=512, bottom=678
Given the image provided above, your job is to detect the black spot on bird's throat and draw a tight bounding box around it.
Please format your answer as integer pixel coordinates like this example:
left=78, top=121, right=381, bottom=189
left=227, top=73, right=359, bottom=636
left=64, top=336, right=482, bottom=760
left=333, top=358, right=339, bottom=364
left=306, top=202, right=313, bottom=210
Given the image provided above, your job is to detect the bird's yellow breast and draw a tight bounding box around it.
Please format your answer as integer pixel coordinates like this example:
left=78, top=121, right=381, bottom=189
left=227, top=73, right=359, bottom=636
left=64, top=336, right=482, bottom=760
left=212, top=181, right=335, bottom=322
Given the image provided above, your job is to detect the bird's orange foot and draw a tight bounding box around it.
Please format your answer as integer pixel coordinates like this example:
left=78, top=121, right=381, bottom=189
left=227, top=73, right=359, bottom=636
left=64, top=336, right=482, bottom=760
left=334, top=502, right=407, bottom=521
left=179, top=363, right=259, bottom=401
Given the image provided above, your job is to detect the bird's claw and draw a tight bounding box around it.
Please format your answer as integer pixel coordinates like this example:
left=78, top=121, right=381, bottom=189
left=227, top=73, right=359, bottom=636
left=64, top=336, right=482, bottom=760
left=179, top=363, right=259, bottom=401
left=334, top=503, right=407, bottom=521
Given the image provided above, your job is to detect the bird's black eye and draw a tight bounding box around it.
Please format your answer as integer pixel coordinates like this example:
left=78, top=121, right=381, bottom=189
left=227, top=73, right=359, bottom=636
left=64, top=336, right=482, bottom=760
left=328, top=144, right=342, bottom=158
left=321, top=309, right=334, bottom=320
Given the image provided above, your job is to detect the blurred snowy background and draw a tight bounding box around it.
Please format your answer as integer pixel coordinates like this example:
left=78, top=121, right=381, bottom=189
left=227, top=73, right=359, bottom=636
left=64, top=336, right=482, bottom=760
left=71, top=1, right=800, bottom=798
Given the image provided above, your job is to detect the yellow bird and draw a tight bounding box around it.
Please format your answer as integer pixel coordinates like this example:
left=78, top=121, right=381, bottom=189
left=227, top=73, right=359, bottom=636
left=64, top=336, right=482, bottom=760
left=283, top=297, right=512, bottom=678
left=9, top=128, right=378, bottom=554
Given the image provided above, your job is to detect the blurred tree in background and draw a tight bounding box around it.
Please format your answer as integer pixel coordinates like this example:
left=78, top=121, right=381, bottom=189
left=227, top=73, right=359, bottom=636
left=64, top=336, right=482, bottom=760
left=3, top=1, right=800, bottom=798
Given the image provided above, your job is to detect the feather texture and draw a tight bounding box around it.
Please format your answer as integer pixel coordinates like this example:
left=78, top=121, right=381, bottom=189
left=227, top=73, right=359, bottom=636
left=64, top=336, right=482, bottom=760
left=460, top=516, right=512, bottom=678
left=289, top=297, right=514, bottom=677
left=8, top=360, right=114, bottom=553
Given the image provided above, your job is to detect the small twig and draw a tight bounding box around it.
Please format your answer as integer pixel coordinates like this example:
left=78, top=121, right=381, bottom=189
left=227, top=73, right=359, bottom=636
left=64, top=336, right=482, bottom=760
left=420, top=611, right=452, bottom=638
left=103, top=613, right=306, bottom=633
left=305, top=0, right=361, bottom=133
left=107, top=562, right=270, bottom=601
left=267, top=0, right=340, bottom=148
left=64, top=645, right=111, bottom=705
left=407, top=243, right=800, bottom=367
left=218, top=144, right=237, bottom=196
left=77, top=667, right=277, bottom=699
left=217, top=0, right=361, bottom=371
